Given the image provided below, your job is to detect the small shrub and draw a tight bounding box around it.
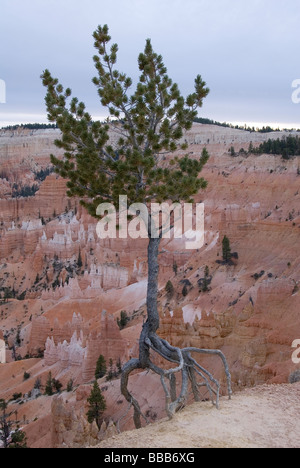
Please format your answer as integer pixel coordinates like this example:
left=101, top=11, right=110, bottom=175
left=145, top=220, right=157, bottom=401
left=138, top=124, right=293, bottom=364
left=289, top=370, right=300, bottom=384
left=95, top=354, right=107, bottom=379
left=67, top=379, right=74, bottom=392
left=117, top=311, right=129, bottom=330
left=165, top=280, right=174, bottom=298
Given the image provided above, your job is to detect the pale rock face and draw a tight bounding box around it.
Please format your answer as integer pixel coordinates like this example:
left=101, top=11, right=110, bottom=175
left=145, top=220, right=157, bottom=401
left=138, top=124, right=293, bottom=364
left=42, top=311, right=128, bottom=383
left=0, top=338, right=6, bottom=364
left=51, top=394, right=118, bottom=448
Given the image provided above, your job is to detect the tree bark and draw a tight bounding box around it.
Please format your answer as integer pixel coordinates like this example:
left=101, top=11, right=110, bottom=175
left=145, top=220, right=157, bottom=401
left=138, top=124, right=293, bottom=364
left=120, top=231, right=232, bottom=429
left=146, top=236, right=160, bottom=334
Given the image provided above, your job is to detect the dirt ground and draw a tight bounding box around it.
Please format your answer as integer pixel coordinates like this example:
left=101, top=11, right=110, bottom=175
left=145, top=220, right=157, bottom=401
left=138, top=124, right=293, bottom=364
left=96, top=383, right=300, bottom=448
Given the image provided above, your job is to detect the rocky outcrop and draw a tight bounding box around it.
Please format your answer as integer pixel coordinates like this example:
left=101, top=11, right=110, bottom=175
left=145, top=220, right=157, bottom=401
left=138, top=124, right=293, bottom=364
left=0, top=330, right=5, bottom=363
left=51, top=393, right=118, bottom=448
left=40, top=311, right=128, bottom=383
left=1, top=124, right=300, bottom=447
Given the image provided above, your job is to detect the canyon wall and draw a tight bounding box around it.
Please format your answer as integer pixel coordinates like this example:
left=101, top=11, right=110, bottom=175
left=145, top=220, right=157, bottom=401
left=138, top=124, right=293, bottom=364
left=0, top=124, right=299, bottom=447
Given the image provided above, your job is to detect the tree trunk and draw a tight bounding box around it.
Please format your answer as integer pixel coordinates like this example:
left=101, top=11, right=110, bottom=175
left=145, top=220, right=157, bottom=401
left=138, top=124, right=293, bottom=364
left=120, top=230, right=232, bottom=430
left=146, top=236, right=160, bottom=334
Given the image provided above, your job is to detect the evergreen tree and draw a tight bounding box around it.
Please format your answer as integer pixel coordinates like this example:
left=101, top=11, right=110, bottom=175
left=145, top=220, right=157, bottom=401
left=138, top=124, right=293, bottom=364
left=95, top=354, right=107, bottom=379
left=222, top=235, right=232, bottom=262
left=86, top=381, right=106, bottom=429
left=116, top=357, right=122, bottom=375
left=45, top=372, right=53, bottom=396
left=9, top=428, right=28, bottom=449
left=52, top=378, right=63, bottom=393
left=0, top=399, right=11, bottom=449
left=44, top=372, right=62, bottom=395
left=41, top=24, right=232, bottom=428
left=0, top=400, right=27, bottom=449
left=117, top=311, right=129, bottom=330
left=67, top=379, right=74, bottom=392
left=202, top=265, right=210, bottom=292
left=77, top=249, right=83, bottom=269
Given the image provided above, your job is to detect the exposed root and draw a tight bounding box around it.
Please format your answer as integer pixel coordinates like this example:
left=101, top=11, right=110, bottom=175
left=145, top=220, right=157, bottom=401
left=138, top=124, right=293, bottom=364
left=120, top=333, right=232, bottom=429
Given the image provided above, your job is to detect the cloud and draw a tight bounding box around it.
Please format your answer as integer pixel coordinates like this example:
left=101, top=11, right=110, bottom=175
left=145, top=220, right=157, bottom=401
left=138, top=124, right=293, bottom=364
left=1, top=0, right=300, bottom=127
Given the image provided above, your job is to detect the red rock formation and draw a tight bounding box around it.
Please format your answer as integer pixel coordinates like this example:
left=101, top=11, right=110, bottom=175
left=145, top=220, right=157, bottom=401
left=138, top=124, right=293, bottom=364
left=1, top=124, right=300, bottom=447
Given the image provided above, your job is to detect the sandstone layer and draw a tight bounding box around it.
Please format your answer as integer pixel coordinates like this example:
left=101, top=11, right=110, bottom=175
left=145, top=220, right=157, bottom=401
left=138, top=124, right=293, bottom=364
left=0, top=124, right=299, bottom=447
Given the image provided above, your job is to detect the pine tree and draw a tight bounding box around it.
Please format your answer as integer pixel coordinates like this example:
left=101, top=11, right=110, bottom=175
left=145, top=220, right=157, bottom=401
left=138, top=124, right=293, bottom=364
left=0, top=399, right=11, bottom=449
left=67, top=379, right=74, bottom=392
left=41, top=24, right=232, bottom=428
left=117, top=311, right=129, bottom=330
left=116, top=357, right=122, bottom=375
left=95, top=354, right=107, bottom=379
left=77, top=249, right=83, bottom=269
left=222, top=235, right=232, bottom=262
left=86, top=381, right=106, bottom=429
left=0, top=399, right=27, bottom=448
left=45, top=372, right=53, bottom=396
left=9, top=428, right=28, bottom=448
left=202, top=265, right=210, bottom=292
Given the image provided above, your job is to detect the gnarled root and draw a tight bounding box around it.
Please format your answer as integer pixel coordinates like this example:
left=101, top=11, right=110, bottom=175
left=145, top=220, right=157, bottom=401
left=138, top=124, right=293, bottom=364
left=120, top=331, right=232, bottom=429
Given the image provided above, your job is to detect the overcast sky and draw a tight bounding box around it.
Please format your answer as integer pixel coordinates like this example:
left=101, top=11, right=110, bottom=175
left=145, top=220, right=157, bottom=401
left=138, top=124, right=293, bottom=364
left=1, top=0, right=300, bottom=128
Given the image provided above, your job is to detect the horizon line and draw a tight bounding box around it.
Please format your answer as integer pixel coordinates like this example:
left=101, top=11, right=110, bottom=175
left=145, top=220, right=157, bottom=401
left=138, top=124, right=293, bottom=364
left=0, top=112, right=299, bottom=132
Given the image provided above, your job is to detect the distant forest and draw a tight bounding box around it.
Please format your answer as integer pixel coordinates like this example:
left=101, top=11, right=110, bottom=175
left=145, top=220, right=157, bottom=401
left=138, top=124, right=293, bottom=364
left=1, top=119, right=299, bottom=134
left=1, top=123, right=58, bottom=130
left=252, top=135, right=300, bottom=159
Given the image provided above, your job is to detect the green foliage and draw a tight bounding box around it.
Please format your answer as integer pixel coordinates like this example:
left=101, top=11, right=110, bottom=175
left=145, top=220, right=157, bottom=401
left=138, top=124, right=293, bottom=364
left=41, top=24, right=210, bottom=218
left=289, top=370, right=300, bottom=384
left=95, top=354, right=107, bottom=379
left=202, top=265, right=210, bottom=292
left=0, top=399, right=27, bottom=448
left=182, top=284, right=188, bottom=297
left=67, top=379, right=74, bottom=392
left=44, top=372, right=53, bottom=396
left=253, top=135, right=300, bottom=159
left=77, top=249, right=83, bottom=269
left=1, top=123, right=57, bottom=131
left=44, top=372, right=63, bottom=396
left=52, top=378, right=63, bottom=393
left=117, top=311, right=129, bottom=330
left=165, top=280, right=174, bottom=298
left=12, top=184, right=39, bottom=198
left=222, top=236, right=232, bottom=262
left=23, top=372, right=31, bottom=381
left=86, top=381, right=106, bottom=429
left=34, top=166, right=55, bottom=182
left=9, top=428, right=28, bottom=448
